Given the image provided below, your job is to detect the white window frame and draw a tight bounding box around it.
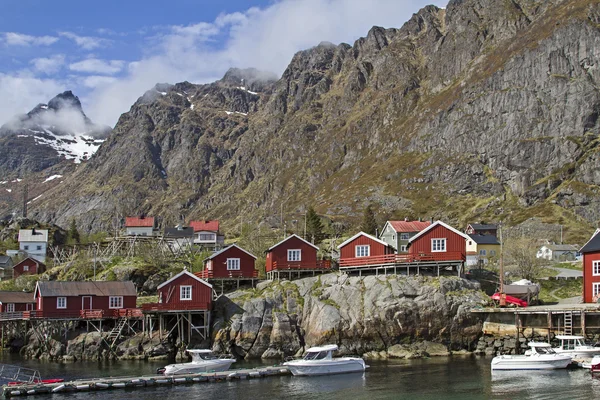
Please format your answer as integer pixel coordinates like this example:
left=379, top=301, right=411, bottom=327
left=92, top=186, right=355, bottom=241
left=109, top=296, right=123, bottom=309
left=287, top=249, right=301, bottom=262
left=355, top=245, right=370, bottom=257
left=400, top=233, right=410, bottom=240
left=479, top=249, right=487, bottom=256
left=594, top=282, right=600, bottom=297
left=23, top=265, right=29, bottom=272
left=593, top=260, right=600, bottom=276
left=180, top=285, right=192, bottom=301
left=23, top=245, right=29, bottom=251
left=431, top=238, right=446, bottom=252
left=36, top=245, right=42, bottom=251
left=400, top=245, right=407, bottom=252
left=227, top=258, right=240, bottom=271
left=5, top=303, right=15, bottom=313
left=57, top=297, right=67, bottom=309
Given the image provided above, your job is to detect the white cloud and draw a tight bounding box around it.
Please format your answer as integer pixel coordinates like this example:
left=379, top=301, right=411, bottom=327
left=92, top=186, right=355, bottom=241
left=0, top=73, right=66, bottom=125
left=30, top=55, right=66, bottom=74
left=3, top=32, right=58, bottom=46
left=69, top=58, right=125, bottom=75
left=79, top=75, right=118, bottom=89
left=59, top=32, right=111, bottom=50
left=87, top=0, right=446, bottom=126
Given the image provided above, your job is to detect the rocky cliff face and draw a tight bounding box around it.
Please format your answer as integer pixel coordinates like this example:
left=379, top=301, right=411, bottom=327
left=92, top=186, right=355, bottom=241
left=211, top=274, right=488, bottom=359
left=26, top=0, right=600, bottom=241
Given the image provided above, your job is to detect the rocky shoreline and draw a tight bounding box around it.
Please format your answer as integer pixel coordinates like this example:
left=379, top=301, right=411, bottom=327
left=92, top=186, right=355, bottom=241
left=11, top=273, right=496, bottom=362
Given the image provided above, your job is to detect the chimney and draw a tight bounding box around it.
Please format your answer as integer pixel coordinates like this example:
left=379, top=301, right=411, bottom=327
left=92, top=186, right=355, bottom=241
left=404, top=217, right=408, bottom=222
left=32, top=228, right=36, bottom=235
left=430, top=217, right=434, bottom=223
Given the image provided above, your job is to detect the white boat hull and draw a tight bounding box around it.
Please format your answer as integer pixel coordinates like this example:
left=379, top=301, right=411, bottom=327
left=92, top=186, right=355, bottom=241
left=163, top=359, right=235, bottom=375
left=284, top=358, right=367, bottom=376
left=554, top=348, right=600, bottom=359
left=491, top=355, right=572, bottom=370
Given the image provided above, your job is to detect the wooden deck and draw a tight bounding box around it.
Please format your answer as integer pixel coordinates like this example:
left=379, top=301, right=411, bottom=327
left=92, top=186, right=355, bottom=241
left=0, top=308, right=143, bottom=321
left=3, top=366, right=291, bottom=398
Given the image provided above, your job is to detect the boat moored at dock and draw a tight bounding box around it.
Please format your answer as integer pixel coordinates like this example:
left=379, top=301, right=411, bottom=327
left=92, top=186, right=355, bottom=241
left=283, top=344, right=368, bottom=376
left=553, top=335, right=600, bottom=359
left=491, top=342, right=572, bottom=370
left=160, top=349, right=236, bottom=375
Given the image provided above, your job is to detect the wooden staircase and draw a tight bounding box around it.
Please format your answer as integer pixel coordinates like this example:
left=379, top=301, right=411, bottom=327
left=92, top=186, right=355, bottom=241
left=108, top=317, right=128, bottom=347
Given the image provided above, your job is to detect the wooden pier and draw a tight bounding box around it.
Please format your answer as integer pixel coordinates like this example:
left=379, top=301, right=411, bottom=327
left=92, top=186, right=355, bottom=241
left=3, top=366, right=291, bottom=397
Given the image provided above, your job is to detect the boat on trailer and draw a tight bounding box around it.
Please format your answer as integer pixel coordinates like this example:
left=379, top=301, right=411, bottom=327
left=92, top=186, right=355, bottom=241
left=553, top=335, right=600, bottom=359
left=491, top=342, right=572, bottom=370
left=283, top=344, right=368, bottom=376
left=159, top=349, right=236, bottom=375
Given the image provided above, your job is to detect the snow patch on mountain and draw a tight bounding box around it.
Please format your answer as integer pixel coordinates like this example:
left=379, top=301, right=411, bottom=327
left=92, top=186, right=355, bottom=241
left=44, top=175, right=63, bottom=182
left=32, top=129, right=104, bottom=163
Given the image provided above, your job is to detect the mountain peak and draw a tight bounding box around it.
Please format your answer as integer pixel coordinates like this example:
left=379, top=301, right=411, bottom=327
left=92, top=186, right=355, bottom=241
left=47, top=90, right=83, bottom=113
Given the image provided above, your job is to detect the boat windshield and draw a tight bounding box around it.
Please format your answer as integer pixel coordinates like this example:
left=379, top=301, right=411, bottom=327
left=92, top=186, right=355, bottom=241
left=534, top=347, right=555, bottom=354
left=561, top=340, right=575, bottom=350
left=190, top=352, right=218, bottom=361
left=303, top=351, right=331, bottom=360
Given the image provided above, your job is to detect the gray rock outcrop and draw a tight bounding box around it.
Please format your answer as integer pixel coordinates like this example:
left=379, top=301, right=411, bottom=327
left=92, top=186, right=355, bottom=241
left=211, top=273, right=488, bottom=359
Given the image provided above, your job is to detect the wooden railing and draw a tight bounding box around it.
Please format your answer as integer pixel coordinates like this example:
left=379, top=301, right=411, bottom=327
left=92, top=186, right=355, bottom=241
left=267, top=260, right=332, bottom=272
left=141, top=302, right=211, bottom=312
left=2, top=308, right=144, bottom=320
left=338, top=252, right=465, bottom=268
left=196, top=270, right=258, bottom=279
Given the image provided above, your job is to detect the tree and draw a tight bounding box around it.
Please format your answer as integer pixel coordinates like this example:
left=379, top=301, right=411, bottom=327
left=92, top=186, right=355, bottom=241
left=68, top=219, right=80, bottom=244
left=305, top=206, right=325, bottom=244
left=503, top=236, right=544, bottom=280
left=360, top=205, right=378, bottom=236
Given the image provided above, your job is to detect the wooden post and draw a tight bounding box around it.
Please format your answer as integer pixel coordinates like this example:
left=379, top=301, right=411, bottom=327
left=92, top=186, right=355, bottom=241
left=515, top=312, right=520, bottom=353
left=581, top=311, right=586, bottom=337
left=547, top=312, right=552, bottom=343
left=188, top=312, right=192, bottom=343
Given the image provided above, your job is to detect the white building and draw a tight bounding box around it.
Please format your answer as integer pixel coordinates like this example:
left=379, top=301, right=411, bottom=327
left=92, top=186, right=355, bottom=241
left=18, top=228, right=48, bottom=263
left=125, top=216, right=156, bottom=236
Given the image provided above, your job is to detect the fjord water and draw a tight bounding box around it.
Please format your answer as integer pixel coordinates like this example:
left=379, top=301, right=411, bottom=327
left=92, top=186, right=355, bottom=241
left=1, top=353, right=599, bottom=399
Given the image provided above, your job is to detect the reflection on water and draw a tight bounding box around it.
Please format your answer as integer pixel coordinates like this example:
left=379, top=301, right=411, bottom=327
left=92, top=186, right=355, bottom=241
left=1, top=351, right=599, bottom=399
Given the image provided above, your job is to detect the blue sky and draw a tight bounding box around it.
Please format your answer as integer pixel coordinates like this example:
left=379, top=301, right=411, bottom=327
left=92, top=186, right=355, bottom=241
left=0, top=0, right=445, bottom=127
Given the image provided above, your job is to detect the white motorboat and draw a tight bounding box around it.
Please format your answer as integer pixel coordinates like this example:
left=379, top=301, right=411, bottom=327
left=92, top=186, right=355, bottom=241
left=160, top=349, right=236, bottom=375
left=491, top=342, right=572, bottom=370
left=283, top=344, right=368, bottom=376
left=553, top=335, right=600, bottom=359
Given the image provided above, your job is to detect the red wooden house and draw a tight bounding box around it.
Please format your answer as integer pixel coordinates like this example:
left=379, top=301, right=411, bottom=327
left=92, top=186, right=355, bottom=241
left=198, top=244, right=257, bottom=279
left=338, top=232, right=395, bottom=267
left=407, top=220, right=468, bottom=262
left=0, top=291, right=35, bottom=313
left=580, top=229, right=600, bottom=303
left=143, top=270, right=213, bottom=311
left=266, top=234, right=330, bottom=273
left=34, top=281, right=137, bottom=318
left=12, top=257, right=46, bottom=279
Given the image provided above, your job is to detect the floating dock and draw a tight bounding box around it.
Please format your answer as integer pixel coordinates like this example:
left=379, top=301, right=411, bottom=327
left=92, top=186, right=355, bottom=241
left=3, top=366, right=291, bottom=397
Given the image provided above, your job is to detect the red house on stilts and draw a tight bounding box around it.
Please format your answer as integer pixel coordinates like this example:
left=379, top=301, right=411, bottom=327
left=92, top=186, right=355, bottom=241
left=338, top=232, right=395, bottom=268
left=197, top=244, right=258, bottom=281
left=265, top=234, right=331, bottom=280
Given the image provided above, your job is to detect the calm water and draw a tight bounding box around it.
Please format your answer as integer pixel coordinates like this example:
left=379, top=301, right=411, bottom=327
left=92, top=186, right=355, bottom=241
left=1, top=353, right=600, bottom=399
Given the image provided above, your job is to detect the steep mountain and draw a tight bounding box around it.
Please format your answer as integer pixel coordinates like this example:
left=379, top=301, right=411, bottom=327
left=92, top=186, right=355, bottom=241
left=29, top=0, right=600, bottom=242
left=0, top=91, right=110, bottom=219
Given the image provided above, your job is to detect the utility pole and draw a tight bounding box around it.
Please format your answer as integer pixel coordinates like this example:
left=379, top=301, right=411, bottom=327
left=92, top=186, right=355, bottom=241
left=22, top=184, right=28, bottom=218
left=304, top=213, right=307, bottom=239
left=499, top=221, right=505, bottom=306
left=560, top=225, right=563, bottom=244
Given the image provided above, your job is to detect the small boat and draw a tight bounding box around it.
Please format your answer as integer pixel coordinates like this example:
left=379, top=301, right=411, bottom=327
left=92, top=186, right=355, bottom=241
left=283, top=344, right=368, bottom=376
left=581, top=355, right=600, bottom=370
left=160, top=349, right=236, bottom=375
left=503, top=279, right=540, bottom=300
left=491, top=342, right=572, bottom=370
left=553, top=335, right=600, bottom=358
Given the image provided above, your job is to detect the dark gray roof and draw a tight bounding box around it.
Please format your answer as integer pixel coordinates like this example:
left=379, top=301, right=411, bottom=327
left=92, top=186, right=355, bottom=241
left=581, top=230, right=600, bottom=253
left=164, top=227, right=194, bottom=238
left=36, top=281, right=137, bottom=297
left=469, top=224, right=497, bottom=231
left=468, top=234, right=500, bottom=245
left=546, top=244, right=579, bottom=252
left=0, top=256, right=13, bottom=266
left=0, top=291, right=35, bottom=304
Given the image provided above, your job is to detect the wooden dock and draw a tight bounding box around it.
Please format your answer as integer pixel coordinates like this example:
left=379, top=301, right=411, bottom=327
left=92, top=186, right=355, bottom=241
left=3, top=366, right=291, bottom=397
